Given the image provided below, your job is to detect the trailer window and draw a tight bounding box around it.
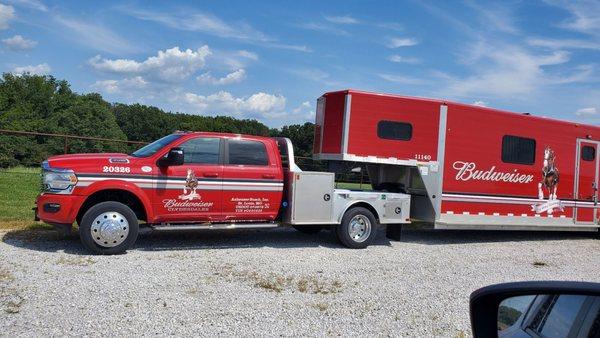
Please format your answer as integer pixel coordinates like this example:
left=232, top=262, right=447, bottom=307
left=180, top=137, right=221, bottom=164
left=377, top=121, right=413, bottom=141
left=502, top=135, right=536, bottom=165
left=582, top=146, right=596, bottom=161
left=228, top=139, right=269, bottom=166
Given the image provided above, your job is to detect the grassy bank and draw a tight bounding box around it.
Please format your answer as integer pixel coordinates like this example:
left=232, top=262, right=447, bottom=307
left=0, top=167, right=41, bottom=229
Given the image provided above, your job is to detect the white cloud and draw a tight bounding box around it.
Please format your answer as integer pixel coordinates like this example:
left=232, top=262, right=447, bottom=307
left=12, top=63, right=50, bottom=75
left=89, top=46, right=211, bottom=82
left=293, top=101, right=311, bottom=113
left=0, top=4, right=15, bottom=29
left=528, top=38, right=600, bottom=51
left=324, top=15, right=358, bottom=24
left=91, top=76, right=147, bottom=94
left=53, top=15, right=139, bottom=54
left=5, top=0, right=47, bottom=12
left=378, top=74, right=426, bottom=85
left=197, top=69, right=246, bottom=85
left=465, top=1, right=519, bottom=34
left=212, top=49, right=259, bottom=70
left=237, top=50, right=258, bottom=61
left=386, top=37, right=419, bottom=48
left=128, top=9, right=268, bottom=42
left=575, top=107, right=598, bottom=116
left=387, top=55, right=420, bottom=64
left=2, top=35, right=37, bottom=51
left=300, top=22, right=349, bottom=36
left=124, top=8, right=310, bottom=52
left=439, top=44, right=594, bottom=98
left=473, top=100, right=487, bottom=107
left=182, top=91, right=286, bottom=118
left=549, top=0, right=600, bottom=36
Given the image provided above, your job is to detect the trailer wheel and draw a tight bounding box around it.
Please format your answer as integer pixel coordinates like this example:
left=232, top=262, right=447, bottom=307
left=292, top=225, right=323, bottom=234
left=79, top=201, right=139, bottom=255
left=336, top=207, right=378, bottom=249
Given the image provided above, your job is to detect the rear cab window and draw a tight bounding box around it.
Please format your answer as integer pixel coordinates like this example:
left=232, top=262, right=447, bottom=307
left=227, top=139, right=270, bottom=166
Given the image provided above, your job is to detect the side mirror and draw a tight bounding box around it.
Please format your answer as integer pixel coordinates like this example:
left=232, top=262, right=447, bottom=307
left=157, top=147, right=184, bottom=167
left=470, top=281, right=600, bottom=338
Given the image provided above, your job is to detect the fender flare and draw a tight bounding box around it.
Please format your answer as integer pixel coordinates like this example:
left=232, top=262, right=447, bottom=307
left=79, top=180, right=155, bottom=221
left=336, top=200, right=380, bottom=223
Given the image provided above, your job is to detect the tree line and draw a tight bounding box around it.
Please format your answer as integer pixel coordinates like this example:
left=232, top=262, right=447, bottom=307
left=0, top=74, right=315, bottom=167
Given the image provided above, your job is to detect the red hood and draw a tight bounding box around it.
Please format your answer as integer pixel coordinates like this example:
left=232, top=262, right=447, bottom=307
left=45, top=153, right=143, bottom=171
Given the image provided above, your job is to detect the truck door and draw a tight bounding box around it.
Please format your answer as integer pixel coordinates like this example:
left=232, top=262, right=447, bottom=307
left=221, top=138, right=283, bottom=222
left=575, top=140, right=599, bottom=224
left=153, top=137, right=223, bottom=222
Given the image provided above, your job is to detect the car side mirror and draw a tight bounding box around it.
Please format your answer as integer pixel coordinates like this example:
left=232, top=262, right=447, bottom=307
left=470, top=281, right=600, bottom=338
left=157, top=147, right=184, bottom=167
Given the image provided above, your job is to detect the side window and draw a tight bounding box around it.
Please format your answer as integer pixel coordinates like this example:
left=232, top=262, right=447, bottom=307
left=582, top=146, right=596, bottom=162
left=502, top=135, right=536, bottom=165
left=526, top=295, right=589, bottom=338
left=228, top=139, right=269, bottom=166
left=179, top=137, right=221, bottom=164
left=377, top=120, right=413, bottom=141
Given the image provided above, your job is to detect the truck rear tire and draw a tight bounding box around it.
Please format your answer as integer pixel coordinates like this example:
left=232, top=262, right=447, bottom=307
left=292, top=225, right=323, bottom=234
left=79, top=201, right=139, bottom=255
left=336, top=207, right=378, bottom=249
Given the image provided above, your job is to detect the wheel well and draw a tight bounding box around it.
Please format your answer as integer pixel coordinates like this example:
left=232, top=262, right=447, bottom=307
left=76, top=189, right=147, bottom=225
left=345, top=202, right=380, bottom=222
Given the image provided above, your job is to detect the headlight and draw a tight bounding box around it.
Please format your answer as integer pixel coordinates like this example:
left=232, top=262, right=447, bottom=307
left=42, top=161, right=78, bottom=193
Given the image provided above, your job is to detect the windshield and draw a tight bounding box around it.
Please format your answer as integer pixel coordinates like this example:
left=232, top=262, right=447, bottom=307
left=130, top=134, right=183, bottom=158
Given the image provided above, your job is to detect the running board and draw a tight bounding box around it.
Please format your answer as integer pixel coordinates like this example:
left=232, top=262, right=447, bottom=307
left=436, top=214, right=599, bottom=232
left=150, top=222, right=280, bottom=231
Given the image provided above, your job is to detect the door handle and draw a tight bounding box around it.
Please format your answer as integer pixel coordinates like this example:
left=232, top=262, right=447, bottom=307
left=262, top=174, right=275, bottom=179
left=203, top=173, right=219, bottom=178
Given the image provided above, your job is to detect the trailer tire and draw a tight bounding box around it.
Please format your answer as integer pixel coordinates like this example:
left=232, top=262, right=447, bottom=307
left=292, top=225, right=323, bottom=234
left=79, top=201, right=139, bottom=255
left=336, top=207, right=378, bottom=249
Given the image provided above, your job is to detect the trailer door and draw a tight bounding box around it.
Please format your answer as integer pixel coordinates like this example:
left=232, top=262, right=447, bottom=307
left=575, top=140, right=599, bottom=224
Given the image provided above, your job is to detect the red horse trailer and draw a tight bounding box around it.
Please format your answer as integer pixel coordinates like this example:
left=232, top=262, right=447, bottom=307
left=314, top=89, right=600, bottom=231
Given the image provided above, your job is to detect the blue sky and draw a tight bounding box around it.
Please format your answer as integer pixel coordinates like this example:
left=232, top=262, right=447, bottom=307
left=0, top=0, right=598, bottom=127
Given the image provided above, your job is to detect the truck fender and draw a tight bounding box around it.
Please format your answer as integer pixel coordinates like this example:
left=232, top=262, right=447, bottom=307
left=336, top=200, right=380, bottom=223
left=78, top=179, right=155, bottom=221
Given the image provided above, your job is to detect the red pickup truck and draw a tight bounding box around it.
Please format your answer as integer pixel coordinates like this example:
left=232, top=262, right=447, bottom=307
left=36, top=131, right=411, bottom=254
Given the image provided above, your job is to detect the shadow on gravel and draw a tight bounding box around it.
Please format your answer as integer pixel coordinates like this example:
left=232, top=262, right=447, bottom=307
left=401, top=228, right=598, bottom=245
left=2, top=226, right=597, bottom=255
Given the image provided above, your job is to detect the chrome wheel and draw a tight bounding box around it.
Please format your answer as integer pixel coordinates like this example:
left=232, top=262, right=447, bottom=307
left=90, top=211, right=129, bottom=248
left=348, top=214, right=371, bottom=243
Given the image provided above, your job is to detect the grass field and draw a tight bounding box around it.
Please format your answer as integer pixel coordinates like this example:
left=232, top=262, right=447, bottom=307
left=0, top=167, right=42, bottom=229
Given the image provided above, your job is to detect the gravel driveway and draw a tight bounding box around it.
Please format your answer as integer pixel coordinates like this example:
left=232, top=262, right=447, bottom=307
left=0, top=226, right=599, bottom=337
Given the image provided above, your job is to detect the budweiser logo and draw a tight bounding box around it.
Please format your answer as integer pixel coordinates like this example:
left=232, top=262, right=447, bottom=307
left=452, top=161, right=534, bottom=184
left=162, top=199, right=214, bottom=212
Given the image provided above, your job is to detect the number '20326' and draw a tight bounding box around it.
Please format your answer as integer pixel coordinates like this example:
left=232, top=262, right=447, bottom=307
left=102, top=166, right=131, bottom=173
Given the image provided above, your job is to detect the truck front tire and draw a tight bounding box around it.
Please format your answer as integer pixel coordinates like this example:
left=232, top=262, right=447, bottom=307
left=336, top=207, right=378, bottom=249
left=79, top=201, right=139, bottom=255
